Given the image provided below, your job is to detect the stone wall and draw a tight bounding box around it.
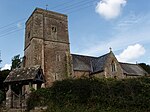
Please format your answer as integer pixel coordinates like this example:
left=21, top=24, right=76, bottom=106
left=104, top=52, right=124, bottom=79
left=44, top=41, right=70, bottom=86
left=73, top=71, right=90, bottom=78
left=92, top=72, right=105, bottom=78
left=72, top=52, right=125, bottom=79
left=24, top=8, right=71, bottom=87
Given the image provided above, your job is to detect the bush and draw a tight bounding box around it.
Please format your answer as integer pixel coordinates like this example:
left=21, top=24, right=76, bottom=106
left=0, top=90, right=5, bottom=104
left=27, top=77, right=150, bottom=112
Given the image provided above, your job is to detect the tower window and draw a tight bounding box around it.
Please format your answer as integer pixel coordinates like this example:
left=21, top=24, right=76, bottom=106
left=55, top=73, right=58, bottom=80
left=56, top=54, right=61, bottom=61
left=51, top=25, right=57, bottom=40
left=51, top=26, right=57, bottom=33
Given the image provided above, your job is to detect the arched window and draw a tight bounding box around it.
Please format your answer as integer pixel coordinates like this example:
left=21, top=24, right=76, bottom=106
left=51, top=25, right=57, bottom=40
left=111, top=61, right=116, bottom=72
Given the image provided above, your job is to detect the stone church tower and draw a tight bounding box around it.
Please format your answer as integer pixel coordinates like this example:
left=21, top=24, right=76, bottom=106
left=24, top=8, right=71, bottom=86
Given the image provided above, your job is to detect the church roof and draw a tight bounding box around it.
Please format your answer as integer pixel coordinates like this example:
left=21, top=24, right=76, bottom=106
left=120, top=63, right=148, bottom=76
left=72, top=54, right=96, bottom=72
left=72, top=53, right=148, bottom=76
left=71, top=53, right=110, bottom=73
left=4, top=65, right=45, bottom=84
left=92, top=53, right=109, bottom=73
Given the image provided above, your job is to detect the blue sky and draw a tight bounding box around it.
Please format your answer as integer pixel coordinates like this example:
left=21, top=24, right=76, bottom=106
left=0, top=0, right=150, bottom=70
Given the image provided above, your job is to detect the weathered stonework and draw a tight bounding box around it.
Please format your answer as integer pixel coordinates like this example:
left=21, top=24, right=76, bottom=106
left=24, top=8, right=147, bottom=87
left=73, top=71, right=90, bottom=78
left=24, top=8, right=71, bottom=87
left=93, top=72, right=105, bottom=79
left=103, top=51, right=124, bottom=79
left=4, top=8, right=148, bottom=111
left=72, top=52, right=125, bottom=79
left=5, top=85, right=12, bottom=108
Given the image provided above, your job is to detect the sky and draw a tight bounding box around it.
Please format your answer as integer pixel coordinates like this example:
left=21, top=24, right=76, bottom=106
left=0, top=0, right=150, bottom=70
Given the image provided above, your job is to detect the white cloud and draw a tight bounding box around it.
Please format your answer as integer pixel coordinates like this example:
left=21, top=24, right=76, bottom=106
left=114, top=12, right=144, bottom=31
left=77, top=14, right=150, bottom=57
left=72, top=13, right=150, bottom=66
left=79, top=30, right=150, bottom=57
left=1, top=64, right=11, bottom=70
left=95, top=0, right=127, bottom=20
left=116, top=44, right=145, bottom=62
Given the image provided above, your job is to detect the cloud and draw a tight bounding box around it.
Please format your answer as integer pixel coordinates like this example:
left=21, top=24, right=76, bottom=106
left=1, top=64, right=11, bottom=70
left=116, top=44, right=145, bottom=62
left=77, top=13, right=150, bottom=57
left=114, top=12, right=144, bottom=31
left=79, top=30, right=150, bottom=57
left=95, top=0, right=127, bottom=20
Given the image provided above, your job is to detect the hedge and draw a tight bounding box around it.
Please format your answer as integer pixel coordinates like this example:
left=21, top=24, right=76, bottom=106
left=0, top=90, right=5, bottom=104
left=27, top=77, right=150, bottom=112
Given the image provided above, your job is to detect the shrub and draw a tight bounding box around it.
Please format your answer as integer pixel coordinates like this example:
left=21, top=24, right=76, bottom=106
left=27, top=77, right=150, bottom=112
left=0, top=90, right=5, bottom=104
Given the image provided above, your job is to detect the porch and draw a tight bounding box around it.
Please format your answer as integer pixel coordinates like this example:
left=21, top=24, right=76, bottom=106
left=4, top=65, right=45, bottom=109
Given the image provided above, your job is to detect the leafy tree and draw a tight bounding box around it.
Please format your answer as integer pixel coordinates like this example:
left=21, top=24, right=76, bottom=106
left=0, top=70, right=10, bottom=92
left=0, top=90, right=5, bottom=104
left=0, top=69, right=10, bottom=104
left=138, top=63, right=150, bottom=74
left=11, top=54, right=21, bottom=70
left=0, top=59, right=2, bottom=70
left=10, top=55, right=23, bottom=95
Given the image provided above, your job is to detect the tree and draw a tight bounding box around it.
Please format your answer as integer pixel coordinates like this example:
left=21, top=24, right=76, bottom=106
left=10, top=55, right=22, bottom=93
left=0, top=70, right=10, bottom=92
left=11, top=54, right=21, bottom=70
left=0, top=59, right=2, bottom=70
left=138, top=63, right=150, bottom=74
left=0, top=69, right=10, bottom=104
left=0, top=90, right=5, bottom=104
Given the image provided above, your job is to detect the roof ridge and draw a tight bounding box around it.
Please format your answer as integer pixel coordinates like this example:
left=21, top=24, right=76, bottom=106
left=98, top=52, right=110, bottom=58
left=71, top=54, right=98, bottom=58
left=119, top=62, right=137, bottom=65
left=71, top=52, right=110, bottom=59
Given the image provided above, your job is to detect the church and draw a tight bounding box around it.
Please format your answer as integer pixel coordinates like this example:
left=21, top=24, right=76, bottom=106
left=4, top=8, right=148, bottom=108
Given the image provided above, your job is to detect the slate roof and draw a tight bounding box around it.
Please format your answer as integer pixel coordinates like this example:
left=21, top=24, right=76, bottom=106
left=92, top=54, right=109, bottom=73
left=120, top=62, right=148, bottom=76
left=72, top=53, right=148, bottom=76
left=71, top=53, right=109, bottom=73
left=4, top=65, right=44, bottom=83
